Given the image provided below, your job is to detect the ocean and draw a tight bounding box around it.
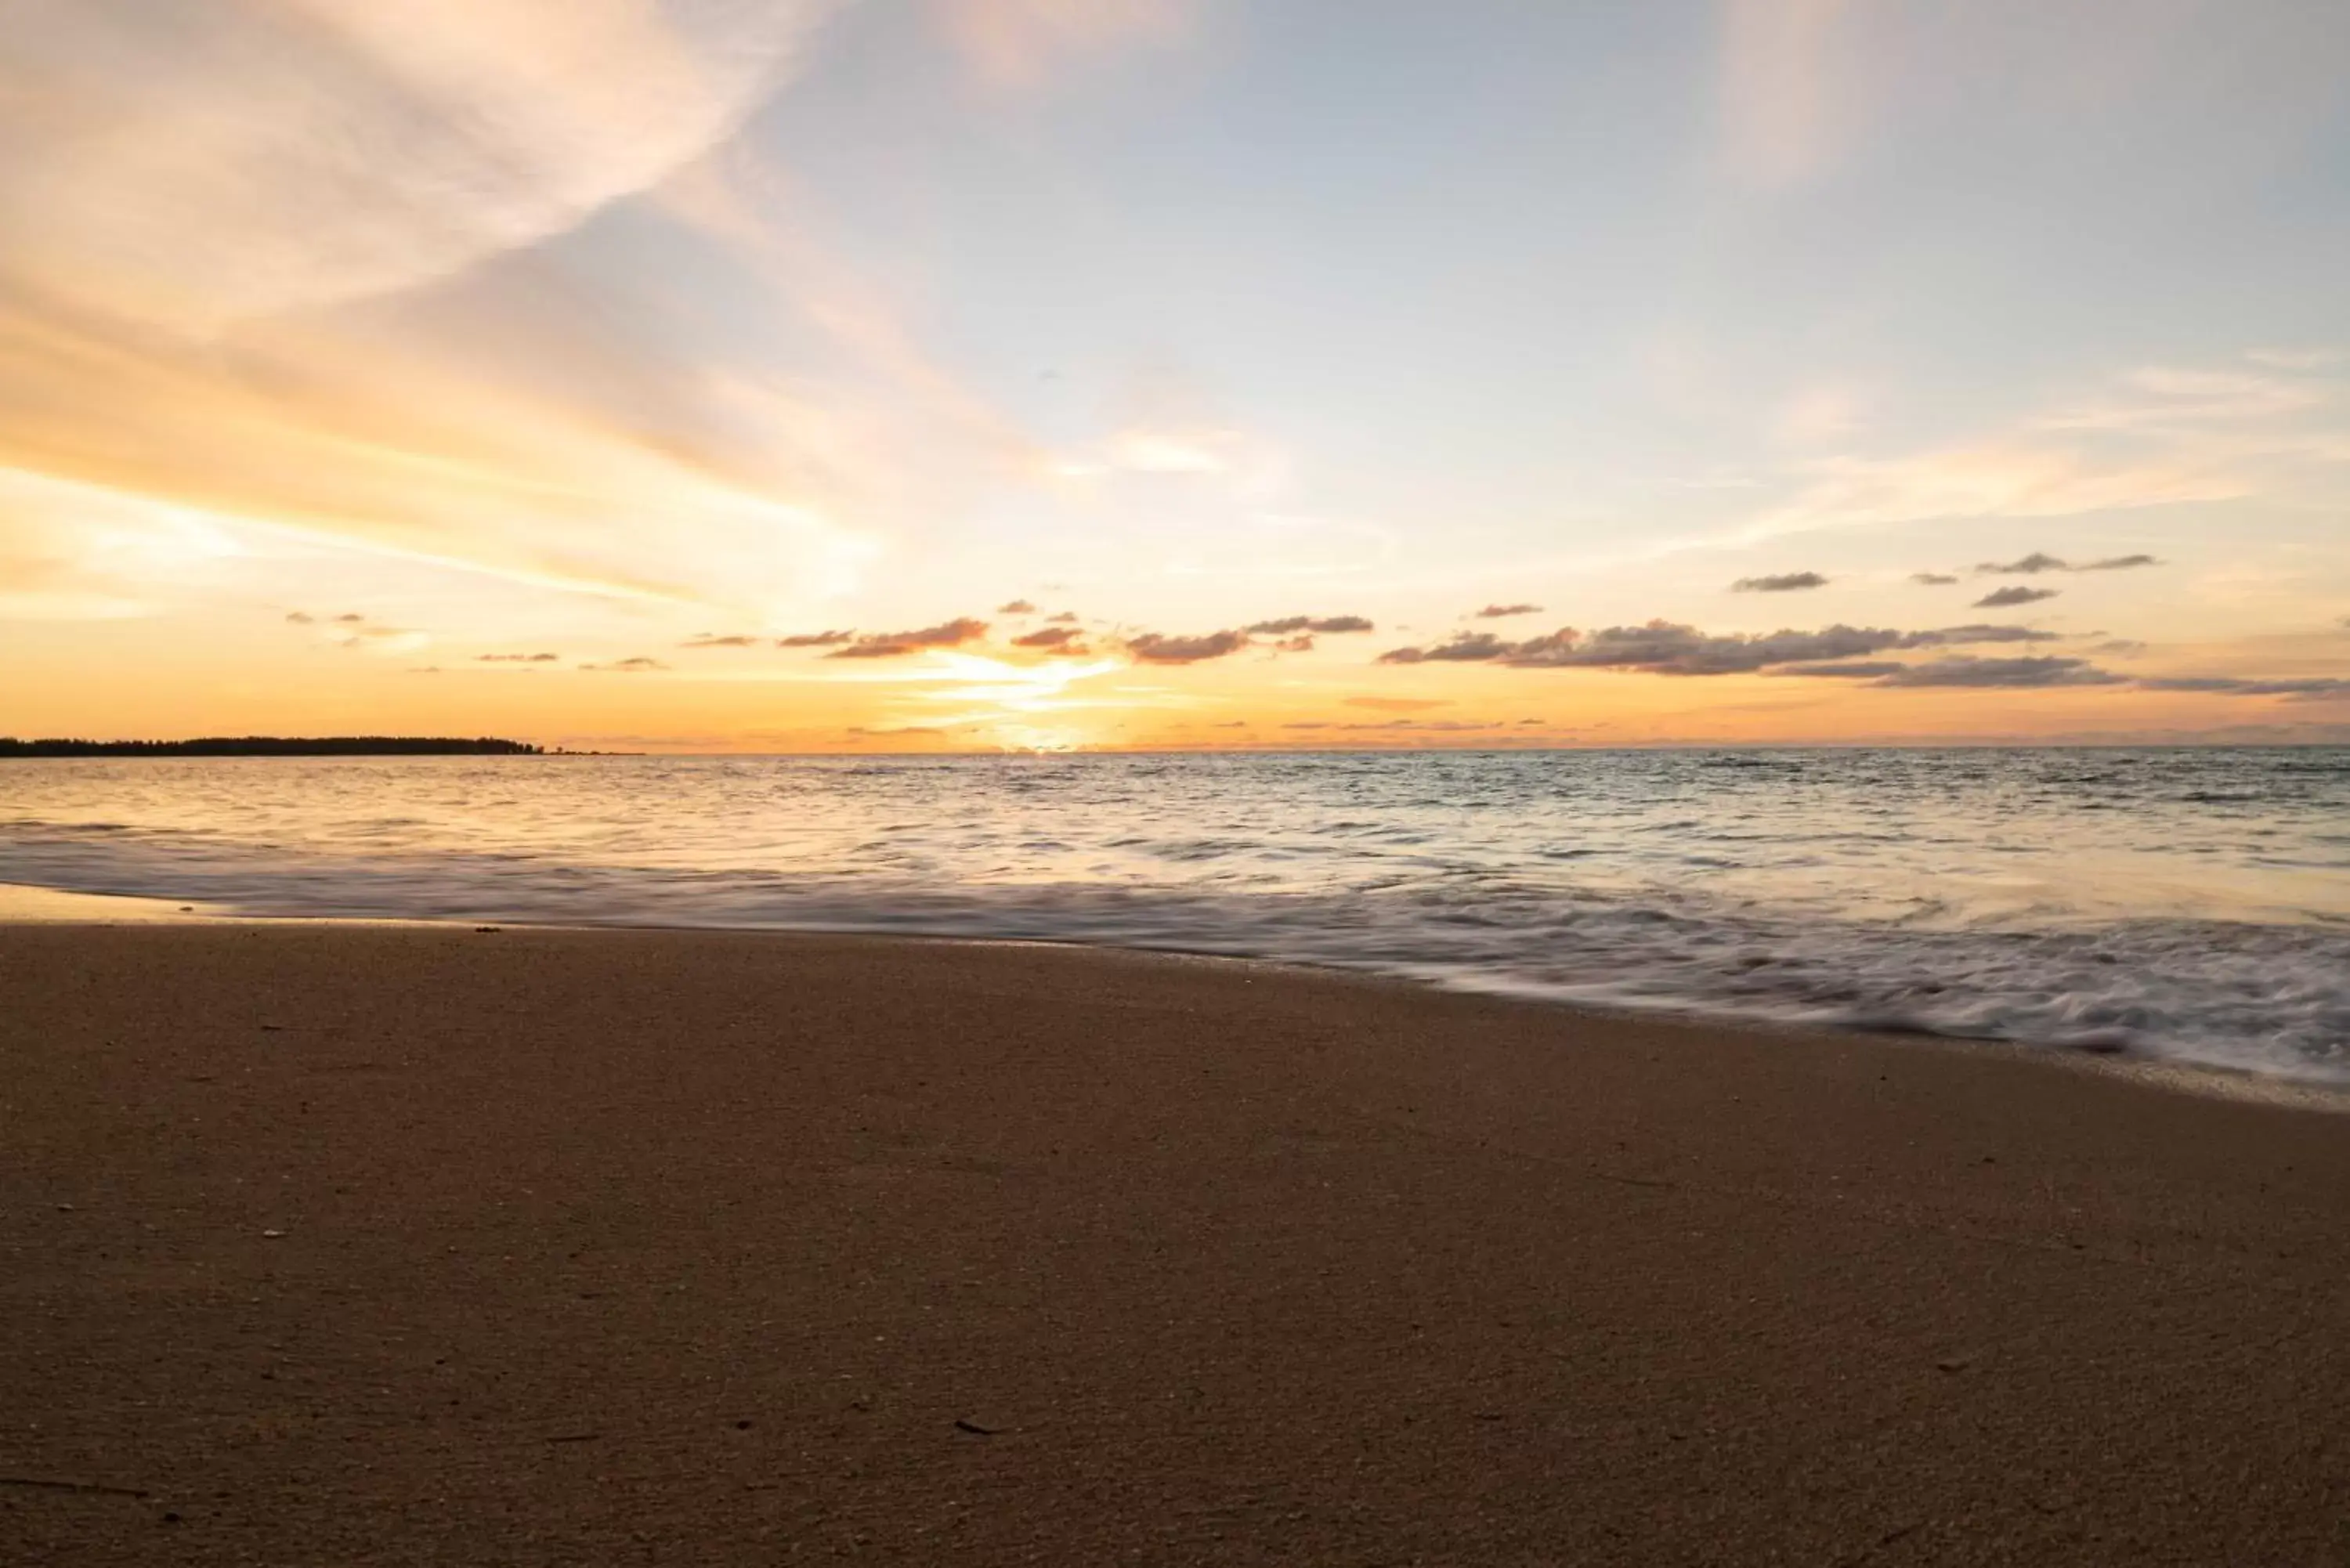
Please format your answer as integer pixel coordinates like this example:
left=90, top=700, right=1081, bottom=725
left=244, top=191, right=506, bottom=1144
left=3, top=747, right=2346, bottom=1082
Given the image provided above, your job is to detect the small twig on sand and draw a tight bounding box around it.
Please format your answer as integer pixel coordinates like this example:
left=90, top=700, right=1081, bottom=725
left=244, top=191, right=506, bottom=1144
left=0, top=1476, right=150, bottom=1499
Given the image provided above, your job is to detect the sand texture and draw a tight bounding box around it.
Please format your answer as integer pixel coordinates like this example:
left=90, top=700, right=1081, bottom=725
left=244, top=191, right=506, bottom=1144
left=3, top=923, right=2347, bottom=1565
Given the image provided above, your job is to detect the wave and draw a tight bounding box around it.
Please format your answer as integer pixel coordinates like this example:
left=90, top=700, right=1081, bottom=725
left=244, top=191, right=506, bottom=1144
left=4, top=822, right=2345, bottom=1084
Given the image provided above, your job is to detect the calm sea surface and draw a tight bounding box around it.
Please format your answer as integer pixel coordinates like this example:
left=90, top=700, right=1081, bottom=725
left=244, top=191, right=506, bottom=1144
left=4, top=749, right=2347, bottom=1081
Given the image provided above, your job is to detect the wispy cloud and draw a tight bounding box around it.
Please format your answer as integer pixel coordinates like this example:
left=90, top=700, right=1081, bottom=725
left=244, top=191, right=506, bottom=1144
left=0, top=469, right=248, bottom=620
left=2043, top=367, right=2326, bottom=432
left=2245, top=348, right=2339, bottom=371
left=0, top=1, right=829, bottom=328
left=1977, top=552, right=2161, bottom=575
left=0, top=4, right=1122, bottom=623
left=1740, top=447, right=2242, bottom=546
left=1058, top=423, right=1289, bottom=503
left=1717, top=0, right=1862, bottom=190
left=935, top=0, right=1186, bottom=92
left=1775, top=386, right=1867, bottom=445
left=1733, top=571, right=1828, bottom=592
left=1346, top=697, right=1452, bottom=713
left=2138, top=675, right=2350, bottom=700
left=1474, top=603, right=1544, bottom=619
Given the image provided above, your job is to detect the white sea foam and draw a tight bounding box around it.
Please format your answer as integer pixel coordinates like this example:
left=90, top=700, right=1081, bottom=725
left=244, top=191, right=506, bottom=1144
left=2, top=749, right=2346, bottom=1080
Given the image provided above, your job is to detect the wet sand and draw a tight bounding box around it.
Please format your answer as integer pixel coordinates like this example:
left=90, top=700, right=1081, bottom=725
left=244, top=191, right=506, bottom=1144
left=2, top=921, right=2346, bottom=1565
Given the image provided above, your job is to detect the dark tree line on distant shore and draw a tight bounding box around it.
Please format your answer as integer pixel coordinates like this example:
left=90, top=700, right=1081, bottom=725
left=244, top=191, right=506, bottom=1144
left=0, top=736, right=544, bottom=757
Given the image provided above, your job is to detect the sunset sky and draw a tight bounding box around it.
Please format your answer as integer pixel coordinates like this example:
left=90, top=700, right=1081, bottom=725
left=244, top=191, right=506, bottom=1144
left=3, top=0, right=2346, bottom=751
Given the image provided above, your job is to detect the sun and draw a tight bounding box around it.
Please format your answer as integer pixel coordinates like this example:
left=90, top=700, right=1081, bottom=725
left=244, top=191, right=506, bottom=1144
left=985, top=723, right=1088, bottom=753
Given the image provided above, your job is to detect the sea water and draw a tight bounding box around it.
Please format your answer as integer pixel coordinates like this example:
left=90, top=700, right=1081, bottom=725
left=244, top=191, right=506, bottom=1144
left=2, top=748, right=2345, bottom=1081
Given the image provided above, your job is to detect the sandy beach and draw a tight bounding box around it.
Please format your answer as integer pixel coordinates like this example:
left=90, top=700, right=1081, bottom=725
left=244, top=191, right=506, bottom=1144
left=3, top=920, right=2346, bottom=1566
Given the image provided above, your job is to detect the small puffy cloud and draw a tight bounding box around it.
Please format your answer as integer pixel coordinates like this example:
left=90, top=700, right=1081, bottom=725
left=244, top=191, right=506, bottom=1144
left=1910, top=573, right=1958, bottom=586
left=333, top=612, right=366, bottom=623
left=1732, top=571, right=1828, bottom=593
left=1871, top=656, right=2123, bottom=688
left=1126, top=629, right=1251, bottom=664
left=1475, top=603, right=1542, bottom=618
left=826, top=619, right=992, bottom=659
left=1045, top=611, right=1080, bottom=624
left=1242, top=614, right=1375, bottom=634
left=284, top=610, right=314, bottom=624
left=1273, top=634, right=1316, bottom=652
left=1011, top=625, right=1091, bottom=654
left=1973, top=585, right=2059, bottom=609
left=580, top=656, right=668, bottom=673
left=1976, top=552, right=2070, bottom=576
left=778, top=630, right=855, bottom=648
left=478, top=652, right=560, bottom=663
left=1128, top=630, right=1260, bottom=667
left=683, top=634, right=761, bottom=648
left=996, top=599, right=1038, bottom=615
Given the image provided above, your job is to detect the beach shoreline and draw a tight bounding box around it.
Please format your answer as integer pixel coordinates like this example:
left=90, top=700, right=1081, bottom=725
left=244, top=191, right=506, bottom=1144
left=6, top=878, right=2341, bottom=1112
left=5, top=921, right=2348, bottom=1564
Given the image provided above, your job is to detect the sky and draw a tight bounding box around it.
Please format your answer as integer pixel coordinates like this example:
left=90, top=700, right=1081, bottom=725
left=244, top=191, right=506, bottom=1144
left=2, top=0, right=2347, bottom=752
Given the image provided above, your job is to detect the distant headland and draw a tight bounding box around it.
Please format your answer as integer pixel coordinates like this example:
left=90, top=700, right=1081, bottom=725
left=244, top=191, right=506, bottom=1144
left=0, top=736, right=546, bottom=757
